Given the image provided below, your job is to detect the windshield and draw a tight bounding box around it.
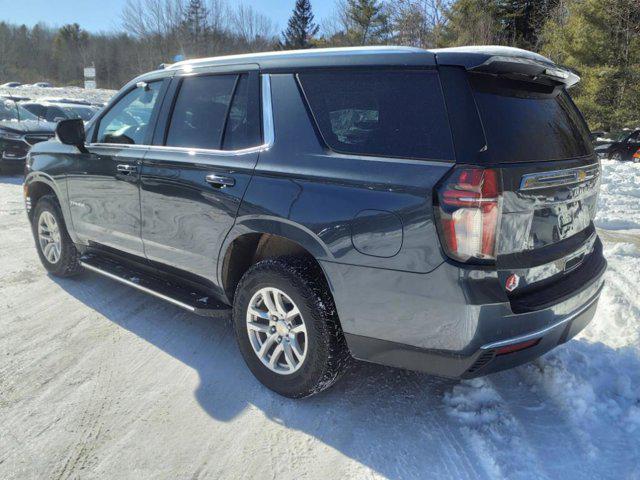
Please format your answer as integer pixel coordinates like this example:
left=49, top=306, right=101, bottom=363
left=60, top=105, right=98, bottom=121
left=0, top=99, right=39, bottom=122
left=609, top=131, right=632, bottom=142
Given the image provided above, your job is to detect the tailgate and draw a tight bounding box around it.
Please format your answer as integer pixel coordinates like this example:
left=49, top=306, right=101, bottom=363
left=497, top=158, right=603, bottom=302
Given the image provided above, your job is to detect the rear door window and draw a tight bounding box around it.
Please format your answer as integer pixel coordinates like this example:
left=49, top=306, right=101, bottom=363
left=165, top=75, right=236, bottom=150
left=469, top=74, right=592, bottom=163
left=298, top=70, right=454, bottom=161
left=221, top=74, right=261, bottom=150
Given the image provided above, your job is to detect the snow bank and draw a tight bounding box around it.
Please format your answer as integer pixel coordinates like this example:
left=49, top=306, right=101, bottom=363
left=595, top=159, right=640, bottom=232
left=0, top=85, right=115, bottom=105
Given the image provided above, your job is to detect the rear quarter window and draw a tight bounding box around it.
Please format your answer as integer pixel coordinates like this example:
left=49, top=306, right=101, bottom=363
left=298, top=70, right=454, bottom=161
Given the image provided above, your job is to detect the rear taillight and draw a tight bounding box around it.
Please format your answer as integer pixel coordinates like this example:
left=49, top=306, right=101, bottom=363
left=633, top=148, right=640, bottom=161
left=435, top=166, right=502, bottom=263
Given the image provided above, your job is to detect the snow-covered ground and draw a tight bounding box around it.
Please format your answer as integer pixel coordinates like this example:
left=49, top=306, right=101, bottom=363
left=0, top=85, right=115, bottom=105
left=0, top=159, right=638, bottom=480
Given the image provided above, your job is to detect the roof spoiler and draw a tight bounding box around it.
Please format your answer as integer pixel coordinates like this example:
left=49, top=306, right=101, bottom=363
left=470, top=55, right=580, bottom=88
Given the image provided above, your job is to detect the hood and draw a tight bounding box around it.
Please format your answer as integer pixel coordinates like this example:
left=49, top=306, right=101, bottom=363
left=0, top=119, right=56, bottom=134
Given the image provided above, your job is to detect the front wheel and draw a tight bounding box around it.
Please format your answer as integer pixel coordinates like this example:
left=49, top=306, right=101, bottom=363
left=233, top=257, right=350, bottom=398
left=31, top=195, right=83, bottom=277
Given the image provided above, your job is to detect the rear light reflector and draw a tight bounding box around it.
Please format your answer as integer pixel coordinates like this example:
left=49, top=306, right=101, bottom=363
left=495, top=338, right=540, bottom=356
left=435, top=166, right=502, bottom=262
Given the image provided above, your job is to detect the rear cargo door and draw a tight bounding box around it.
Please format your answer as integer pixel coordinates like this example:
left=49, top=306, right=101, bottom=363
left=441, top=67, right=604, bottom=307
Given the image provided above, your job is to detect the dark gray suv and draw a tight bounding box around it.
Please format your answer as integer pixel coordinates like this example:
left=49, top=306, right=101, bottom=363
left=24, top=46, right=606, bottom=398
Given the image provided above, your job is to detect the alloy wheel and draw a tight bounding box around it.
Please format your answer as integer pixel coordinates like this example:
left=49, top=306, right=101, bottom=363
left=37, top=211, right=62, bottom=264
left=246, top=287, right=308, bottom=375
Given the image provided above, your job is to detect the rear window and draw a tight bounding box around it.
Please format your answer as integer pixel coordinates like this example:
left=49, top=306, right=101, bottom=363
left=298, top=70, right=454, bottom=161
left=470, top=74, right=592, bottom=163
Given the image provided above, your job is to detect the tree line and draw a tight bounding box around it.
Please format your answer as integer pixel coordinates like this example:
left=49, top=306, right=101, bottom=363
left=0, top=0, right=637, bottom=130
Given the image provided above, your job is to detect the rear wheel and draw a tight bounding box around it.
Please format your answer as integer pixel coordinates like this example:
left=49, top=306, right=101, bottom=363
left=233, top=257, right=350, bottom=398
left=32, top=195, right=83, bottom=277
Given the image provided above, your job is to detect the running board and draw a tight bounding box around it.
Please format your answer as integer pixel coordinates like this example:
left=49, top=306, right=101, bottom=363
left=79, top=253, right=230, bottom=318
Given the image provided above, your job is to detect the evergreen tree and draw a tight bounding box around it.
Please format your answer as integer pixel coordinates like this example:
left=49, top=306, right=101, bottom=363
left=281, top=0, right=319, bottom=49
left=183, top=0, right=210, bottom=46
left=442, top=0, right=500, bottom=45
left=346, top=0, right=390, bottom=45
left=541, top=0, right=640, bottom=130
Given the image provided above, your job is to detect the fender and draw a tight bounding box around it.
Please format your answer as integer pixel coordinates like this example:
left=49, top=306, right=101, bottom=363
left=25, top=145, right=79, bottom=243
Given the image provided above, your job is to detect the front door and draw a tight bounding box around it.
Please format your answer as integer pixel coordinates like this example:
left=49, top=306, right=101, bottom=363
left=140, top=69, right=262, bottom=284
left=67, top=80, right=166, bottom=256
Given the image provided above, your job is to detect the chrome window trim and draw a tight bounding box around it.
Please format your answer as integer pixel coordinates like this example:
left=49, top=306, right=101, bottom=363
left=87, top=74, right=274, bottom=157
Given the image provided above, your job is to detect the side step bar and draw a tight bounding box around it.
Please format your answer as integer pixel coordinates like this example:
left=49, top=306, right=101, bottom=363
left=79, top=253, right=230, bottom=318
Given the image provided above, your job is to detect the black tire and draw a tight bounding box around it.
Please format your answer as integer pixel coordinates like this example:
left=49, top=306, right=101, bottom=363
left=233, top=256, right=350, bottom=398
left=31, top=195, right=83, bottom=277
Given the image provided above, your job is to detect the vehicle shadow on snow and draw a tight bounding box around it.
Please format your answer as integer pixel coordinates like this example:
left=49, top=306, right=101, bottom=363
left=52, top=272, right=640, bottom=479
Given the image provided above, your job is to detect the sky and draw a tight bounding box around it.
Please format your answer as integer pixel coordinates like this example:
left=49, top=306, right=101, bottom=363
left=0, top=0, right=334, bottom=33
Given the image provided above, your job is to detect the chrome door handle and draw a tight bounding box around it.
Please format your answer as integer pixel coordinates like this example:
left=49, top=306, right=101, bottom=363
left=205, top=174, right=235, bottom=188
left=116, top=164, right=138, bottom=174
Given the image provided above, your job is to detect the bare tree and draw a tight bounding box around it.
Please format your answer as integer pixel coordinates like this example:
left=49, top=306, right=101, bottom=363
left=228, top=3, right=277, bottom=48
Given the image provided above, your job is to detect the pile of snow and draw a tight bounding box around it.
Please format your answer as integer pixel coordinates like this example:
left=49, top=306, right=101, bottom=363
left=0, top=85, right=115, bottom=105
left=595, top=159, right=640, bottom=233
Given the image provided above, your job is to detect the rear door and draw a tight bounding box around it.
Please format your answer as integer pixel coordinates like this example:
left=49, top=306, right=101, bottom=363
left=67, top=80, right=167, bottom=256
left=140, top=67, right=262, bottom=285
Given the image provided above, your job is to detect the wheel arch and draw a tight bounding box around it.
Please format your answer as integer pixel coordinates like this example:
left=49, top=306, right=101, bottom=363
left=218, top=217, right=338, bottom=304
left=24, top=173, right=61, bottom=218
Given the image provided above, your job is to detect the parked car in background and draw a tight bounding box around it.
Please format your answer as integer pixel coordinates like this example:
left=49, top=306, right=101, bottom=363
left=0, top=94, right=30, bottom=102
left=24, top=46, right=605, bottom=398
left=21, top=101, right=100, bottom=123
left=39, top=97, right=92, bottom=106
left=33, top=82, right=53, bottom=88
left=1, top=82, right=22, bottom=88
left=0, top=98, right=54, bottom=172
left=589, top=130, right=609, bottom=143
left=594, top=129, right=640, bottom=160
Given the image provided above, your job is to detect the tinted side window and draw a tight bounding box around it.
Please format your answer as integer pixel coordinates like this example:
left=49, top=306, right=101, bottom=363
left=165, top=75, right=236, bottom=150
left=222, top=75, right=260, bottom=150
left=97, top=82, right=162, bottom=145
left=298, top=70, right=454, bottom=160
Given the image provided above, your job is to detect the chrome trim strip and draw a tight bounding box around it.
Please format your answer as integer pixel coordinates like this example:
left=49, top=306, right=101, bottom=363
left=480, top=289, right=602, bottom=350
left=80, top=261, right=196, bottom=313
left=519, top=164, right=600, bottom=191
left=261, top=74, right=275, bottom=148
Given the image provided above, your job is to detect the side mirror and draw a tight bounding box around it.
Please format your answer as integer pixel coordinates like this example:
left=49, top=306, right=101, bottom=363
left=56, top=118, right=88, bottom=153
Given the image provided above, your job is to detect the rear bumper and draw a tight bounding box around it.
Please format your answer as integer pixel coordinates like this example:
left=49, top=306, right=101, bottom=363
left=344, top=280, right=602, bottom=378
left=322, top=241, right=606, bottom=378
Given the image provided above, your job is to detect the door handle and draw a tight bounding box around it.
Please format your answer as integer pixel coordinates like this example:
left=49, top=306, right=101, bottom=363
left=116, top=164, right=138, bottom=174
left=205, top=174, right=235, bottom=188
